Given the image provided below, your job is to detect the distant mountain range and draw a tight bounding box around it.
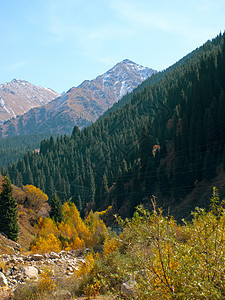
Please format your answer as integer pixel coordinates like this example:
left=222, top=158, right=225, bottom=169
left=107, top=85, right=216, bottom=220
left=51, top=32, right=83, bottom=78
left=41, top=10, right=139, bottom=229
left=0, top=79, right=60, bottom=124
left=0, top=60, right=157, bottom=137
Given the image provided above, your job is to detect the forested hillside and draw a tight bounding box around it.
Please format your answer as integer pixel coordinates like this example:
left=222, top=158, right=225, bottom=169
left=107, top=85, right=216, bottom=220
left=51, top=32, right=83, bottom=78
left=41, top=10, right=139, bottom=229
left=0, top=133, right=57, bottom=168
left=6, top=32, right=225, bottom=219
left=101, top=34, right=223, bottom=118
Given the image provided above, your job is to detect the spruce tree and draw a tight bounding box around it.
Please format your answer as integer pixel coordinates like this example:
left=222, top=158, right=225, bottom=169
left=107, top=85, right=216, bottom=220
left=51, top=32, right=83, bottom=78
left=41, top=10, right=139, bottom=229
left=0, top=176, right=19, bottom=241
left=49, top=194, right=63, bottom=223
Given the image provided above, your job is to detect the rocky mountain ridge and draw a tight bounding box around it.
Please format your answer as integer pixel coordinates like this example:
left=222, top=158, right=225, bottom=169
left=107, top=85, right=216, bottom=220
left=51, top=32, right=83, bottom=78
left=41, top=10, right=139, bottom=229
left=0, top=79, right=60, bottom=124
left=0, top=60, right=157, bottom=137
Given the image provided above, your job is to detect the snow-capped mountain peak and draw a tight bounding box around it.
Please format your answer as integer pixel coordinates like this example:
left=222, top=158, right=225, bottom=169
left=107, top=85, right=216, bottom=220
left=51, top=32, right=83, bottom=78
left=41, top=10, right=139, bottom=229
left=79, top=59, right=157, bottom=101
left=0, top=60, right=157, bottom=137
left=0, top=79, right=60, bottom=124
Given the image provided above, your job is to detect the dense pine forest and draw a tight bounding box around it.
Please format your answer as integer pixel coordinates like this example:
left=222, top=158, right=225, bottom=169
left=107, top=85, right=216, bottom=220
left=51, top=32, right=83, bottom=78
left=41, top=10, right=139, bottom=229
left=5, top=32, right=225, bottom=219
left=0, top=133, right=57, bottom=168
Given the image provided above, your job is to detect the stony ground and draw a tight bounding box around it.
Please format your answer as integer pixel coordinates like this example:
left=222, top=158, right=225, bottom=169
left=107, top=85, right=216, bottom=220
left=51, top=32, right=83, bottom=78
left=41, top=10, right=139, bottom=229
left=0, top=250, right=87, bottom=299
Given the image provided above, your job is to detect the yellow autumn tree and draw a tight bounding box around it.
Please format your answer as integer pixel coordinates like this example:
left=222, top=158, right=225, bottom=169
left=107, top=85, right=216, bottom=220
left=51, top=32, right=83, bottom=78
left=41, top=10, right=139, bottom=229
left=23, top=184, right=48, bottom=210
left=31, top=217, right=61, bottom=253
left=85, top=210, right=108, bottom=247
left=57, top=221, right=78, bottom=240
left=62, top=202, right=91, bottom=242
left=30, top=201, right=108, bottom=254
left=31, top=233, right=61, bottom=253
left=38, top=217, right=59, bottom=237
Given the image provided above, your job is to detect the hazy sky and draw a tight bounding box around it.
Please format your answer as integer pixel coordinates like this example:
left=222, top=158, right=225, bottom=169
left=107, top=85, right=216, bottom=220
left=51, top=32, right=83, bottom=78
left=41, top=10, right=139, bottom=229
left=1, top=0, right=225, bottom=93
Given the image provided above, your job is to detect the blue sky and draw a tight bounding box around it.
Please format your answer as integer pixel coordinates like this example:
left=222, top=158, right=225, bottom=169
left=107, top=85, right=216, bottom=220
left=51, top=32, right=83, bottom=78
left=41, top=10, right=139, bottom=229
left=1, top=0, right=225, bottom=94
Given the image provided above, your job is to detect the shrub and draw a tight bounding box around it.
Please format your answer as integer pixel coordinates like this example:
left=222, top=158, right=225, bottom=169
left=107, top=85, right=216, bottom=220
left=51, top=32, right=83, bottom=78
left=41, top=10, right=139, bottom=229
left=80, top=191, right=225, bottom=299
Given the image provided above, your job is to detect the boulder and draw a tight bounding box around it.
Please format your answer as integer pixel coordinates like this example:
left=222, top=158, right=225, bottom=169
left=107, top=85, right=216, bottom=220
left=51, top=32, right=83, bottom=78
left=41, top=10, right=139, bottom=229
left=66, top=265, right=74, bottom=272
left=16, top=257, right=24, bottom=264
left=121, top=280, right=137, bottom=297
left=53, top=289, right=72, bottom=298
left=14, top=243, right=21, bottom=250
left=0, top=272, right=8, bottom=286
left=49, top=252, right=60, bottom=259
left=22, top=266, right=38, bottom=280
left=31, top=254, right=44, bottom=261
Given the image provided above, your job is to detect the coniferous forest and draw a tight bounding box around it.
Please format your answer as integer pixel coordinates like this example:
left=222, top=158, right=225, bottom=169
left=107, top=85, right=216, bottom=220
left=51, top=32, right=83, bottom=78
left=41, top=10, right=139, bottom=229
left=4, top=32, right=225, bottom=220
left=0, top=133, right=57, bottom=168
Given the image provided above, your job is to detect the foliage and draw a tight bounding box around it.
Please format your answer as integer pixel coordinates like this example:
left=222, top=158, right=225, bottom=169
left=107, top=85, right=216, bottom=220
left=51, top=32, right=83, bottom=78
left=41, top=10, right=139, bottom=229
left=13, top=269, right=56, bottom=300
left=75, top=252, right=97, bottom=278
left=0, top=176, right=19, bottom=241
left=30, top=202, right=108, bottom=253
left=85, top=209, right=108, bottom=247
left=23, top=184, right=48, bottom=210
left=30, top=233, right=61, bottom=254
left=102, top=236, right=120, bottom=258
left=80, top=190, right=225, bottom=299
left=36, top=269, right=56, bottom=295
left=82, top=281, right=101, bottom=298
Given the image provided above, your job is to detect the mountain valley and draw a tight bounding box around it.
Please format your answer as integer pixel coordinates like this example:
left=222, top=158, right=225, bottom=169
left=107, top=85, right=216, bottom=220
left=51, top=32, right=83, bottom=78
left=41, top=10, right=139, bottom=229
left=0, top=32, right=225, bottom=299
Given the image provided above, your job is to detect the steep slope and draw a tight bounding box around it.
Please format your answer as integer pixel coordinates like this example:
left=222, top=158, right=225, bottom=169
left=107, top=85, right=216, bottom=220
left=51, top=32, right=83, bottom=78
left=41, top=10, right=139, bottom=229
left=101, top=36, right=224, bottom=118
left=0, top=79, right=60, bottom=124
left=0, top=175, right=48, bottom=254
left=7, top=33, right=225, bottom=221
left=0, top=60, right=156, bottom=137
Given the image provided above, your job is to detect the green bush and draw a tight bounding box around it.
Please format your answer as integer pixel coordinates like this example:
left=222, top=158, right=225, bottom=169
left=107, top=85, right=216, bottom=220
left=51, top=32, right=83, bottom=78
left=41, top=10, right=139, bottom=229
left=80, top=190, right=225, bottom=299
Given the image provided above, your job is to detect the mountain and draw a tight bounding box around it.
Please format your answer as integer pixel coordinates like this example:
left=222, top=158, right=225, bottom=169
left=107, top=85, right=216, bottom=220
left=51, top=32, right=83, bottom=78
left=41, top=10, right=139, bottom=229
left=7, top=33, right=225, bottom=220
left=101, top=38, right=223, bottom=119
left=0, top=60, right=157, bottom=137
left=0, top=79, right=60, bottom=124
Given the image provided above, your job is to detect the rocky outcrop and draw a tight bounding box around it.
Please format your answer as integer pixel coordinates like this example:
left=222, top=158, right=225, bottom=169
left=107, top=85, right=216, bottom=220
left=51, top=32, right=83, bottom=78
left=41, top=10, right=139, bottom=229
left=0, top=250, right=86, bottom=293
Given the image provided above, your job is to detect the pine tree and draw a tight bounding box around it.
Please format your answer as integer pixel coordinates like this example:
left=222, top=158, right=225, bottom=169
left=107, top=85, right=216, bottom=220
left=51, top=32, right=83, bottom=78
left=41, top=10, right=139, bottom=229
left=0, top=176, right=19, bottom=241
left=76, top=194, right=83, bottom=212
left=71, top=126, right=80, bottom=139
left=102, top=173, right=109, bottom=196
left=49, top=194, right=63, bottom=223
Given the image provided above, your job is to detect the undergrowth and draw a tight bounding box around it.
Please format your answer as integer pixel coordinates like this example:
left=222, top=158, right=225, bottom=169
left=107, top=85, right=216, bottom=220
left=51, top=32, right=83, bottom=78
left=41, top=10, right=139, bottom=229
left=12, top=188, right=225, bottom=299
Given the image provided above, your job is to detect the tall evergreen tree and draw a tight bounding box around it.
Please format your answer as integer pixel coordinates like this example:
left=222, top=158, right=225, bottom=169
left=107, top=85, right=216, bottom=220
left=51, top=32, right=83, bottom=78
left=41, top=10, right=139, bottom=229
left=0, top=176, right=19, bottom=241
left=49, top=194, right=63, bottom=223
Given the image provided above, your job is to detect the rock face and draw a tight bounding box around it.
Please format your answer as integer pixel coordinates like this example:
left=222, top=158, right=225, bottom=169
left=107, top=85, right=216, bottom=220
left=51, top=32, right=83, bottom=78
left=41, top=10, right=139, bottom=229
left=0, top=79, right=60, bottom=124
left=0, top=60, right=157, bottom=137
